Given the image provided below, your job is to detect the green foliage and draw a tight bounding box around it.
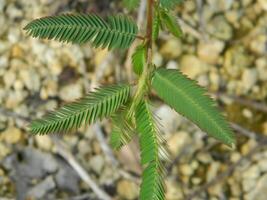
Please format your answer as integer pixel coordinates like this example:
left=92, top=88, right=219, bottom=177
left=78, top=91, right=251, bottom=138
left=24, top=14, right=138, bottom=49
left=25, top=1, right=235, bottom=199
left=110, top=107, right=135, bottom=150
left=152, top=10, right=160, bottom=41
left=136, top=101, right=166, bottom=200
left=152, top=68, right=236, bottom=147
left=160, top=10, right=183, bottom=38
left=123, top=0, right=140, bottom=10
left=159, top=0, right=184, bottom=9
left=30, top=85, right=131, bottom=134
left=132, top=44, right=146, bottom=75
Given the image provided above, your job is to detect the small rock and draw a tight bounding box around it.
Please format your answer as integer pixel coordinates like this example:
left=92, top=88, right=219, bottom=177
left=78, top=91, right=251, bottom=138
left=242, top=165, right=260, bottom=179
left=35, top=135, right=53, bottom=151
left=0, top=143, right=11, bottom=160
left=27, top=176, right=56, bottom=199
left=180, top=164, right=194, bottom=176
left=55, top=162, right=80, bottom=194
left=117, top=179, right=139, bottom=200
left=155, top=105, right=181, bottom=135
left=256, top=58, right=267, bottom=81
left=59, top=83, right=83, bottom=102
left=242, top=68, right=258, bottom=91
left=160, top=39, right=182, bottom=59
left=89, top=155, right=105, bottom=175
left=167, top=131, right=190, bottom=155
left=1, top=127, right=22, bottom=144
left=197, top=40, right=225, bottom=64
left=245, top=174, right=267, bottom=200
left=258, top=0, right=267, bottom=10
left=180, top=55, right=208, bottom=79
left=165, top=179, right=183, bottom=200
left=207, top=15, right=233, bottom=40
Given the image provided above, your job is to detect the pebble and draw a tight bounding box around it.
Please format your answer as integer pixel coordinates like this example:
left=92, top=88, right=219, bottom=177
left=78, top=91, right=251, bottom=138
left=197, top=40, right=225, bottom=64
left=117, top=179, right=139, bottom=200
left=245, top=174, right=267, bottom=200
left=160, top=39, right=182, bottom=59
left=59, top=83, right=83, bottom=102
left=27, top=176, right=56, bottom=199
left=155, top=105, right=181, bottom=135
left=167, top=131, right=190, bottom=155
left=35, top=135, right=53, bottom=151
left=89, top=155, right=105, bottom=175
left=0, top=127, right=22, bottom=144
left=180, top=55, right=208, bottom=79
left=207, top=15, right=233, bottom=40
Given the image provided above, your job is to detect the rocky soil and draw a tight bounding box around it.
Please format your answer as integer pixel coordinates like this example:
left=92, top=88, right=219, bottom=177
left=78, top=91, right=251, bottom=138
left=0, top=0, right=267, bottom=199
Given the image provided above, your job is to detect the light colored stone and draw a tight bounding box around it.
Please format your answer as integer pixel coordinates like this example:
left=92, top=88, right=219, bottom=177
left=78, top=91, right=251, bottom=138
left=242, top=68, right=258, bottom=91
left=242, top=165, right=260, bottom=179
left=160, top=39, right=182, bottom=59
left=167, top=131, right=190, bottom=155
left=155, top=105, right=181, bottom=135
left=35, top=135, right=53, bottom=151
left=245, top=174, right=267, bottom=200
left=59, top=83, right=83, bottom=102
left=117, top=180, right=139, bottom=200
left=207, top=16, right=233, bottom=40
left=258, top=0, right=267, bottom=10
left=180, top=55, right=208, bottom=79
left=256, top=58, right=267, bottom=81
left=0, top=143, right=11, bottom=160
left=89, top=155, right=105, bottom=175
left=197, top=40, right=225, bottom=64
left=1, top=127, right=22, bottom=144
left=165, top=179, right=183, bottom=200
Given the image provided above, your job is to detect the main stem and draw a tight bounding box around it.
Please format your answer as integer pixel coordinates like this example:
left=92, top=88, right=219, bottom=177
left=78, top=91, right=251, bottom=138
left=146, top=0, right=153, bottom=65
left=128, top=0, right=154, bottom=118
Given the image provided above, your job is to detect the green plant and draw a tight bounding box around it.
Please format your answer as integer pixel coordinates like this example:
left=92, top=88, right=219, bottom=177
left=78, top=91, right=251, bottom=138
left=24, top=0, right=235, bottom=199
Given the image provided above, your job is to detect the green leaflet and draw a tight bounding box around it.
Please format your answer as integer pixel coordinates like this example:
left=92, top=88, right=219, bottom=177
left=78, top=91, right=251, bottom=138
left=152, top=68, right=236, bottom=147
left=136, top=101, right=166, bottom=200
left=30, top=85, right=131, bottom=135
left=132, top=44, right=146, bottom=75
left=159, top=0, right=183, bottom=9
left=110, top=107, right=135, bottom=150
left=123, top=0, right=140, bottom=10
left=160, top=10, right=182, bottom=38
left=152, top=9, right=160, bottom=41
left=24, top=14, right=138, bottom=49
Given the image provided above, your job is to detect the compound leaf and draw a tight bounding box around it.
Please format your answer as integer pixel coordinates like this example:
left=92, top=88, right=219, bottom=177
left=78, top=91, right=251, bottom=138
left=160, top=10, right=182, bottom=38
left=132, top=44, right=146, bottom=75
left=136, top=100, right=167, bottom=200
left=24, top=14, right=138, bottom=49
left=152, top=68, right=235, bottom=147
left=110, top=106, right=135, bottom=150
left=30, top=85, right=131, bottom=135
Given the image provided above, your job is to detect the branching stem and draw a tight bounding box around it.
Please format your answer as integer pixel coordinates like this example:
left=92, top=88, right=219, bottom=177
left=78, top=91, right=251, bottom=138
left=128, top=0, right=154, bottom=118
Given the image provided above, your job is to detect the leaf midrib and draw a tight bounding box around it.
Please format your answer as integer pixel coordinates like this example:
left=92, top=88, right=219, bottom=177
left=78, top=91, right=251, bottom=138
left=154, top=72, right=232, bottom=142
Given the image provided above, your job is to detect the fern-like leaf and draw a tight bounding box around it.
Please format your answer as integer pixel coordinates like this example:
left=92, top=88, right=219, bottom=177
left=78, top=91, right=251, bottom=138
left=24, top=14, right=138, bottom=49
left=136, top=100, right=166, bottom=200
left=160, top=10, right=182, bottom=38
left=30, top=85, right=131, bottom=134
left=152, top=68, right=236, bottom=147
left=152, top=10, right=160, bottom=41
left=132, top=44, right=146, bottom=75
left=110, top=107, right=135, bottom=150
left=160, top=0, right=183, bottom=9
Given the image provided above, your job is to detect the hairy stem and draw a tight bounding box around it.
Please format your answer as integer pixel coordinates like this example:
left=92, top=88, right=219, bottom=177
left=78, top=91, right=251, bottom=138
left=128, top=0, right=154, bottom=118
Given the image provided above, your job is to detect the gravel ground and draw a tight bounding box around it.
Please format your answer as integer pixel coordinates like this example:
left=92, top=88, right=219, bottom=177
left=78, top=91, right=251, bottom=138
left=0, top=0, right=267, bottom=199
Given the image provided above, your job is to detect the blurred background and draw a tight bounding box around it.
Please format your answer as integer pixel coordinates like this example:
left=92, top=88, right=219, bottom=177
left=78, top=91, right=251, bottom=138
left=0, top=0, right=267, bottom=199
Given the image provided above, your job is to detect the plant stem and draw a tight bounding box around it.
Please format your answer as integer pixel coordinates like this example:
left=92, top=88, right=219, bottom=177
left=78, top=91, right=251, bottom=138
left=127, top=0, right=154, bottom=118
